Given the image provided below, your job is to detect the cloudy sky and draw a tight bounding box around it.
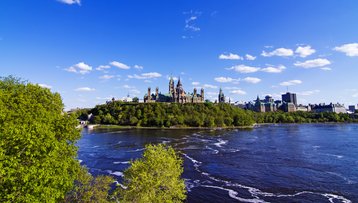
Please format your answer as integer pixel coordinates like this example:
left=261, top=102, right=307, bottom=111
left=1, top=0, right=358, bottom=110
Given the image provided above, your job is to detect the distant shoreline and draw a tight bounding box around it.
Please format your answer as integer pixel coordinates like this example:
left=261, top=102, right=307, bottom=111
left=87, top=124, right=255, bottom=130
left=86, top=122, right=358, bottom=131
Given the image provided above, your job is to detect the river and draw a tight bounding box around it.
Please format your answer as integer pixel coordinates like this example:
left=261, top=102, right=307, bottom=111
left=78, top=124, right=358, bottom=202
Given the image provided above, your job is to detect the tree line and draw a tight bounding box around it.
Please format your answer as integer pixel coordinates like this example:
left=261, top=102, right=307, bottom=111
left=254, top=111, right=358, bottom=123
left=84, top=101, right=256, bottom=127
left=75, top=101, right=358, bottom=127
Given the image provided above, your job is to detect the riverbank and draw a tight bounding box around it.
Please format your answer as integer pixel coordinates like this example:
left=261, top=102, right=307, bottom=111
left=89, top=124, right=255, bottom=130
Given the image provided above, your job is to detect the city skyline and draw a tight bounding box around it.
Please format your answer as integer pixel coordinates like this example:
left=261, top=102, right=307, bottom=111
left=1, top=0, right=358, bottom=110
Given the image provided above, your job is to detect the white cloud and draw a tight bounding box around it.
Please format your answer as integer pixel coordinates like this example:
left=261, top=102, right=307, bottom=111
left=224, top=87, right=239, bottom=90
left=261, top=48, right=294, bottom=57
left=167, top=76, right=178, bottom=81
left=38, top=84, right=52, bottom=89
left=110, top=61, right=130, bottom=70
left=182, top=35, right=193, bottom=39
left=75, top=87, right=95, bottom=92
left=321, top=67, right=332, bottom=71
left=219, top=53, right=243, bottom=60
left=261, top=65, right=286, bottom=73
left=228, top=65, right=260, bottom=73
left=294, top=58, right=331, bottom=68
left=99, top=75, right=115, bottom=80
left=243, top=77, right=261, bottom=84
left=185, top=25, right=200, bottom=32
left=279, top=80, right=302, bottom=86
left=134, top=65, right=143, bottom=70
left=295, top=46, right=316, bottom=58
left=185, top=15, right=200, bottom=32
left=57, top=0, right=80, bottom=5
left=121, top=85, right=140, bottom=95
left=353, top=93, right=358, bottom=98
left=128, top=72, right=162, bottom=79
left=96, top=96, right=113, bottom=100
left=297, top=90, right=320, bottom=96
left=203, top=84, right=218, bottom=89
left=123, top=85, right=135, bottom=89
left=96, top=65, right=111, bottom=71
left=191, top=81, right=200, bottom=86
left=245, top=54, right=256, bottom=60
left=65, top=62, right=92, bottom=74
left=334, top=43, right=358, bottom=57
left=230, top=90, right=247, bottom=95
left=214, top=77, right=239, bottom=83
left=129, top=89, right=141, bottom=95
left=206, top=92, right=218, bottom=96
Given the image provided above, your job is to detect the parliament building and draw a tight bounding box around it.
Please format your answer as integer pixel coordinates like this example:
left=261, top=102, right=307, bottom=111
left=144, top=77, right=204, bottom=103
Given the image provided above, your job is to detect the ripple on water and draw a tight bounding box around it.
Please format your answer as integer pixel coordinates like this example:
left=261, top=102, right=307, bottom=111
left=182, top=153, right=352, bottom=203
left=213, top=139, right=228, bottom=148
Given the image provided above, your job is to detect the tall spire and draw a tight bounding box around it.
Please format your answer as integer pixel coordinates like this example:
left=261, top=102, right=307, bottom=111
left=177, top=77, right=182, bottom=87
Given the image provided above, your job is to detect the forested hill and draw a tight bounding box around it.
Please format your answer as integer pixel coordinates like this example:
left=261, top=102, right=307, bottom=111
left=85, top=102, right=256, bottom=127
left=74, top=101, right=358, bottom=128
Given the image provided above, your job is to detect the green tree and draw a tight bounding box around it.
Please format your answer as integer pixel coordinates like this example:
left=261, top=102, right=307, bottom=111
left=64, top=167, right=114, bottom=203
left=0, top=76, right=81, bottom=202
left=132, top=97, right=139, bottom=103
left=0, top=76, right=114, bottom=203
left=117, top=144, right=186, bottom=203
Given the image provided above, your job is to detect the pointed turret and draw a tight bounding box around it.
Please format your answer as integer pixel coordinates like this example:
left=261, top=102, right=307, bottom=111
left=177, top=77, right=182, bottom=87
left=218, top=88, right=225, bottom=103
left=256, top=95, right=260, bottom=103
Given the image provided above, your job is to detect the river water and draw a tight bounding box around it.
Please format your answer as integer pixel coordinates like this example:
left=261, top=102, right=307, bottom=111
left=78, top=124, right=358, bottom=202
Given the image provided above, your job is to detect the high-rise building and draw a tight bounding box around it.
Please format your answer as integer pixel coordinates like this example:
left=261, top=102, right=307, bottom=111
left=282, top=92, right=297, bottom=106
left=348, top=105, right=356, bottom=112
left=254, top=96, right=265, bottom=112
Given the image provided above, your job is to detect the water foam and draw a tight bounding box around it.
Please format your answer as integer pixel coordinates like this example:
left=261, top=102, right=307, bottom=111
left=113, top=161, right=130, bottom=165
left=182, top=153, right=352, bottom=203
left=201, top=185, right=267, bottom=203
left=214, top=139, right=228, bottom=148
left=127, top=148, right=145, bottom=152
left=106, top=170, right=124, bottom=177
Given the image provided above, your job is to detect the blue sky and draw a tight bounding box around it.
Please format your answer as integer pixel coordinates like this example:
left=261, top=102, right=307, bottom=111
left=1, top=0, right=358, bottom=110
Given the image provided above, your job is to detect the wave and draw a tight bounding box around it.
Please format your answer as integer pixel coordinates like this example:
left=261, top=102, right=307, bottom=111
left=321, top=153, right=344, bottom=159
left=201, top=185, right=267, bottom=203
left=182, top=153, right=202, bottom=168
left=205, top=146, right=219, bottom=154
left=214, top=139, right=228, bottom=148
left=326, top=171, right=356, bottom=184
left=126, top=148, right=145, bottom=152
left=114, top=181, right=128, bottom=189
left=113, top=161, right=130, bottom=165
left=106, top=170, right=124, bottom=177
left=182, top=153, right=352, bottom=203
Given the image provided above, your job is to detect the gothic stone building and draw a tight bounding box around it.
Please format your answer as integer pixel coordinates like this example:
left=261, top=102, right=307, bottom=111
left=144, top=77, right=204, bottom=103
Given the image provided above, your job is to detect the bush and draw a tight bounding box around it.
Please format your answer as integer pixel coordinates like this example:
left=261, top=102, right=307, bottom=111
left=117, top=144, right=186, bottom=203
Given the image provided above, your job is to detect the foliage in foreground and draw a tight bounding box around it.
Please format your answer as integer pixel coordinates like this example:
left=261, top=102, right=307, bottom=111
left=117, top=144, right=186, bottom=203
left=63, top=167, right=114, bottom=203
left=0, top=76, right=113, bottom=203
